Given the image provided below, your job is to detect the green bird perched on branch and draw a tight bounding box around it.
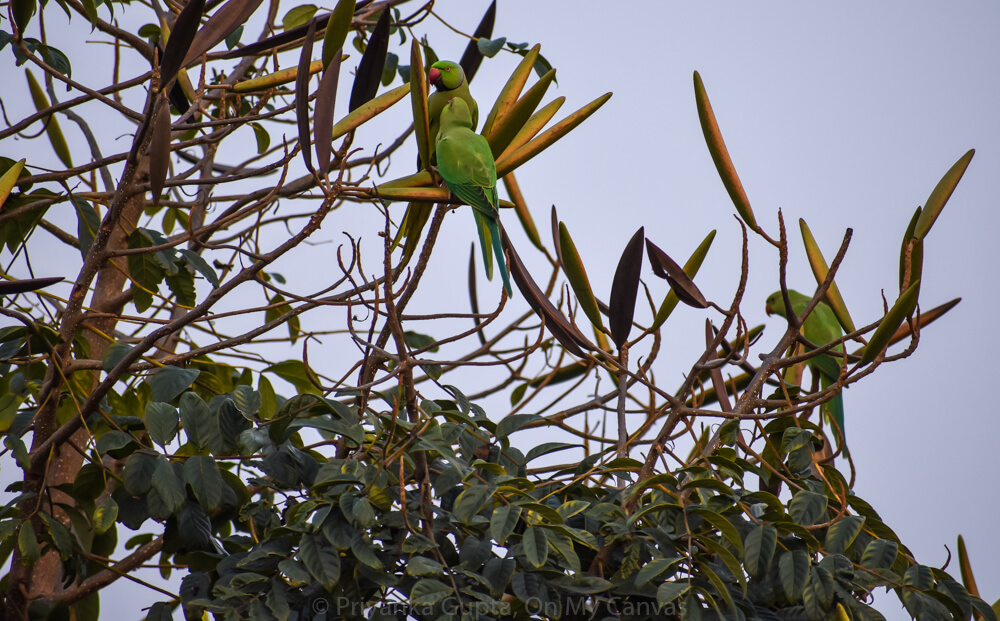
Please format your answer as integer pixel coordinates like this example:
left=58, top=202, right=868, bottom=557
left=436, top=97, right=511, bottom=297
left=426, top=61, right=479, bottom=166
left=765, top=290, right=848, bottom=458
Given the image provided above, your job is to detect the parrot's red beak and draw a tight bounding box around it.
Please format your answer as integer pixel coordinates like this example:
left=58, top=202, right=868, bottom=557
left=428, top=67, right=441, bottom=86
left=765, top=304, right=773, bottom=316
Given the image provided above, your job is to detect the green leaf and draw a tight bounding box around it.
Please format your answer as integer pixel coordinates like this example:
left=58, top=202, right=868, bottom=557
left=298, top=533, right=341, bottom=590
left=184, top=455, right=223, bottom=512
left=123, top=452, right=158, bottom=495
left=249, top=122, right=270, bottom=154
left=101, top=343, right=134, bottom=372
left=18, top=523, right=39, bottom=565
left=127, top=229, right=164, bottom=312
left=558, top=222, right=605, bottom=331
left=145, top=402, right=179, bottom=447
left=149, top=366, right=200, bottom=403
left=523, top=526, right=548, bottom=567
left=165, top=268, right=196, bottom=307
left=495, top=413, right=541, bottom=439
left=410, top=579, right=450, bottom=606
left=93, top=496, right=118, bottom=534
left=860, top=280, right=921, bottom=365
left=231, top=385, right=261, bottom=420
left=278, top=559, right=311, bottom=586
left=322, top=0, right=355, bottom=67
left=178, top=249, right=220, bottom=287
left=179, top=391, right=210, bottom=448
left=405, top=555, right=445, bottom=576
left=788, top=491, right=828, bottom=526
left=40, top=513, right=74, bottom=559
left=744, top=524, right=777, bottom=579
left=690, top=508, right=743, bottom=555
left=781, top=427, right=813, bottom=454
left=861, top=538, right=898, bottom=570
left=914, top=149, right=975, bottom=240
left=825, top=515, right=865, bottom=554
left=779, top=549, right=810, bottom=600
left=151, top=459, right=186, bottom=515
left=72, top=195, right=100, bottom=260
left=637, top=557, right=682, bottom=587
left=657, top=582, right=690, bottom=609
left=452, top=485, right=492, bottom=524
left=477, top=36, right=506, bottom=58
left=524, top=442, right=576, bottom=464
left=283, top=4, right=318, bottom=30
left=693, top=71, right=757, bottom=229
left=490, top=505, right=521, bottom=545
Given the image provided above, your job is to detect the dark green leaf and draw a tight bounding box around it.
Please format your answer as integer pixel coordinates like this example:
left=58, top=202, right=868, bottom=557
left=18, top=523, right=39, bottom=565
left=523, top=526, right=547, bottom=567
left=861, top=538, right=898, bottom=570
left=93, top=496, right=118, bottom=534
left=490, top=505, right=520, bottom=545
left=779, top=549, right=810, bottom=600
left=184, top=455, right=223, bottom=512
left=101, top=343, right=134, bottom=372
left=657, top=582, right=690, bottom=610
left=151, top=459, right=186, bottom=515
left=825, top=515, right=865, bottom=554
left=123, top=452, right=158, bottom=495
left=231, top=385, right=261, bottom=420
left=298, top=533, right=340, bottom=590
left=145, top=402, right=179, bottom=446
left=744, top=523, right=777, bottom=579
left=788, top=490, right=827, bottom=526
left=410, top=579, right=450, bottom=606
left=178, top=249, right=220, bottom=287
left=149, top=366, right=200, bottom=402
left=71, top=195, right=100, bottom=260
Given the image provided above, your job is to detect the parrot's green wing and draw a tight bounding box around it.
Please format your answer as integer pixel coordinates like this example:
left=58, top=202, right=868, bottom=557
left=767, top=289, right=848, bottom=457
left=436, top=98, right=511, bottom=296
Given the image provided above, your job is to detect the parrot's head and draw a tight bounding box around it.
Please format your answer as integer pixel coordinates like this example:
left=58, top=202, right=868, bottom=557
left=765, top=291, right=786, bottom=318
left=429, top=61, right=466, bottom=91
left=440, top=97, right=474, bottom=130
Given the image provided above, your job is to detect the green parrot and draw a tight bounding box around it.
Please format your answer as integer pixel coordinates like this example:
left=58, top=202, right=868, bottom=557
left=436, top=97, right=511, bottom=297
left=426, top=60, right=479, bottom=166
left=765, top=290, right=848, bottom=457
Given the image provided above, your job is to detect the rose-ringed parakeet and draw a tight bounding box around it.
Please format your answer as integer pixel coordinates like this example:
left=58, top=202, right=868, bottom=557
left=426, top=61, right=479, bottom=166
left=436, top=97, right=511, bottom=297
left=765, top=290, right=848, bottom=457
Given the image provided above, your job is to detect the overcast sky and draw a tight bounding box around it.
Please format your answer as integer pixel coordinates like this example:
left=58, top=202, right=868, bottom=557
left=3, top=1, right=999, bottom=618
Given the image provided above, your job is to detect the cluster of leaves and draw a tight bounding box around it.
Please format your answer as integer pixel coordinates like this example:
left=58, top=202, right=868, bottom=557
left=1, top=0, right=995, bottom=619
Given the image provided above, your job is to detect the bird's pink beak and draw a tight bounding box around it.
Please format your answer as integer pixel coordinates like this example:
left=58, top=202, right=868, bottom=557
left=765, top=305, right=773, bottom=316
left=428, top=67, right=441, bottom=86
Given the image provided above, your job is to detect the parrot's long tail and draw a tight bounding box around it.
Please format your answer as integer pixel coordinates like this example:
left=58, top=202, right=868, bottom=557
left=472, top=211, right=495, bottom=282
left=488, top=218, right=512, bottom=297
left=820, top=375, right=848, bottom=458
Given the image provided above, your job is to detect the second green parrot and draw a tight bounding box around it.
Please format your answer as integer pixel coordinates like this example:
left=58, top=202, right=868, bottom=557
left=436, top=97, right=511, bottom=297
left=426, top=60, right=479, bottom=166
left=765, top=290, right=848, bottom=457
